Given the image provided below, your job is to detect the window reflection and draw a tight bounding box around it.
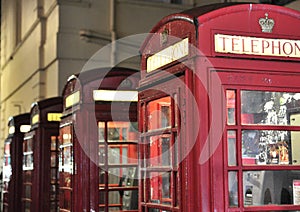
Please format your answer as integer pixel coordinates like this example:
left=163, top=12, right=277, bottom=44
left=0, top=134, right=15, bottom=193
left=290, top=114, right=300, bottom=165
left=60, top=129, right=73, bottom=174
left=228, top=171, right=238, bottom=207
left=225, top=88, right=300, bottom=210
left=242, top=130, right=292, bottom=165
left=243, top=170, right=300, bottom=206
left=149, top=136, right=171, bottom=167
left=227, top=131, right=237, bottom=166
left=149, top=172, right=171, bottom=205
left=3, top=139, right=12, bottom=190
left=98, top=121, right=138, bottom=209
left=142, top=94, right=179, bottom=211
left=99, top=121, right=138, bottom=143
left=51, top=136, right=57, bottom=150
left=23, top=137, right=34, bottom=170
left=241, top=91, right=300, bottom=126
left=147, top=97, right=171, bottom=131
left=226, top=90, right=236, bottom=125
left=99, top=146, right=133, bottom=166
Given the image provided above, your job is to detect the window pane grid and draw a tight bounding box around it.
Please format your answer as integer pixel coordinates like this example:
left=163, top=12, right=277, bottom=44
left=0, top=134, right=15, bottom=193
left=226, top=87, right=300, bottom=210
left=141, top=94, right=180, bottom=211
left=58, top=125, right=73, bottom=211
left=98, top=121, right=138, bottom=211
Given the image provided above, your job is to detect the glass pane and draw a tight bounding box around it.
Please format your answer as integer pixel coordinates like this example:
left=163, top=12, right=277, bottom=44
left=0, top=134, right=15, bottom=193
left=22, top=137, right=32, bottom=152
left=128, top=122, right=138, bottom=141
left=227, top=90, right=236, bottom=125
left=59, top=125, right=73, bottom=210
left=243, top=170, right=300, bottom=206
left=51, top=136, right=57, bottom=150
left=51, top=168, right=58, bottom=182
left=99, top=191, right=106, bottom=205
left=108, top=191, right=121, bottom=205
left=99, top=145, right=137, bottom=166
left=98, top=122, right=105, bottom=142
left=242, top=130, right=295, bottom=165
left=99, top=167, right=138, bottom=204
left=149, top=172, right=171, bottom=205
left=60, top=126, right=73, bottom=172
left=99, top=121, right=138, bottom=143
left=108, top=148, right=120, bottom=164
left=228, top=171, right=238, bottom=207
left=99, top=157, right=136, bottom=181
left=24, top=201, right=31, bottom=212
left=291, top=114, right=300, bottom=165
left=108, top=122, right=126, bottom=141
left=147, top=97, right=171, bottom=131
left=122, top=169, right=139, bottom=209
left=50, top=184, right=57, bottom=200
left=122, top=169, right=139, bottom=210
left=162, top=173, right=171, bottom=200
left=109, top=168, right=120, bottom=184
left=98, top=121, right=139, bottom=210
left=62, top=131, right=72, bottom=145
left=59, top=189, right=71, bottom=210
left=99, top=170, right=106, bottom=185
left=23, top=155, right=33, bottom=169
left=119, top=167, right=138, bottom=188
left=241, top=90, right=300, bottom=125
left=60, top=172, right=71, bottom=188
left=23, top=171, right=32, bottom=183
left=23, top=137, right=34, bottom=170
left=63, top=146, right=72, bottom=171
left=24, top=184, right=31, bottom=198
left=50, top=202, right=57, bottom=211
left=149, top=136, right=171, bottom=167
left=122, top=147, right=128, bottom=165
left=99, top=146, right=105, bottom=165
left=108, top=127, right=121, bottom=140
left=228, top=130, right=237, bottom=166
left=22, top=170, right=33, bottom=204
left=51, top=152, right=57, bottom=167
left=3, top=139, right=12, bottom=191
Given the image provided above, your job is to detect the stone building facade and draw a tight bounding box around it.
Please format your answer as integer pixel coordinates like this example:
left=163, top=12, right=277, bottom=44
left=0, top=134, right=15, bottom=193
left=0, top=0, right=299, bottom=159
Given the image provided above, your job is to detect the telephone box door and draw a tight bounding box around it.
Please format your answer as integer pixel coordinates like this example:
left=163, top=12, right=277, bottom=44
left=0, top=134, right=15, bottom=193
left=211, top=69, right=300, bottom=211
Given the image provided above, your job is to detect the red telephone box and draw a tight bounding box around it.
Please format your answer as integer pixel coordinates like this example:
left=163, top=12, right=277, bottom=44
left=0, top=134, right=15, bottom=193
left=21, top=97, right=62, bottom=212
left=59, top=67, right=139, bottom=212
left=139, top=3, right=300, bottom=211
left=2, top=113, right=30, bottom=212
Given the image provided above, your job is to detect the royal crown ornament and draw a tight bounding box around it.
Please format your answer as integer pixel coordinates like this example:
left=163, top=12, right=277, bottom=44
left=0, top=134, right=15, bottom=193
left=259, top=13, right=275, bottom=33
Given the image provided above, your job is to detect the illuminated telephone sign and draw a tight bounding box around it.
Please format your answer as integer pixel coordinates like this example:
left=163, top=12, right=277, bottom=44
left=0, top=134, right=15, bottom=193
left=47, top=113, right=62, bottom=122
left=31, top=114, right=39, bottom=125
left=214, top=34, right=300, bottom=58
left=147, top=38, right=189, bottom=72
left=65, top=91, right=80, bottom=108
left=93, top=90, right=138, bottom=102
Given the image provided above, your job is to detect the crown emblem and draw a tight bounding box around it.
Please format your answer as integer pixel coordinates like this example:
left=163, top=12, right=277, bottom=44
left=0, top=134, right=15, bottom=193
left=259, top=13, right=274, bottom=33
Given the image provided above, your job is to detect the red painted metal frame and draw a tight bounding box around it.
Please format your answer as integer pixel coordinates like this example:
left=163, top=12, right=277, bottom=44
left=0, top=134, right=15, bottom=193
left=2, top=113, right=30, bottom=212
left=139, top=3, right=300, bottom=212
left=138, top=77, right=187, bottom=212
left=59, top=67, right=139, bottom=212
left=21, top=97, right=62, bottom=212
